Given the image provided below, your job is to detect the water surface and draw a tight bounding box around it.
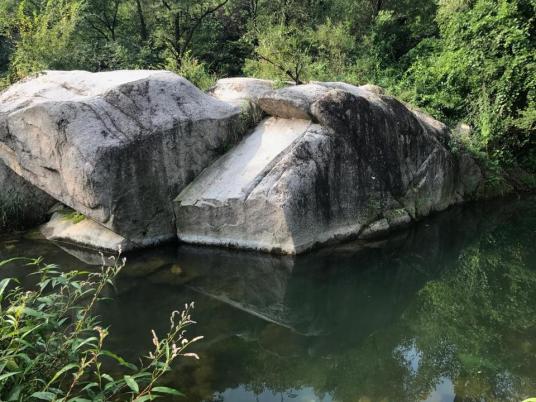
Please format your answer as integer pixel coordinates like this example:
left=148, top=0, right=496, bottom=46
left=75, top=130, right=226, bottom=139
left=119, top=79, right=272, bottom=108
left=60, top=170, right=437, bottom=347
left=1, top=197, right=535, bottom=402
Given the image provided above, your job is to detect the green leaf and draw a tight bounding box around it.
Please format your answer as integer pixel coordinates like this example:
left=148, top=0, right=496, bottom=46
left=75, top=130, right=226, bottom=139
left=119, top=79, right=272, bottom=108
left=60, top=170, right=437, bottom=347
left=102, top=350, right=137, bottom=371
left=31, top=391, right=57, bottom=400
left=0, top=371, right=20, bottom=382
left=131, top=372, right=152, bottom=379
left=6, top=384, right=22, bottom=401
left=21, top=307, right=51, bottom=318
left=47, top=363, right=78, bottom=387
left=80, top=382, right=98, bottom=392
left=72, top=337, right=98, bottom=351
left=0, top=258, right=31, bottom=267
left=522, top=399, right=536, bottom=402
left=152, top=386, right=185, bottom=397
left=134, top=395, right=160, bottom=402
left=124, top=375, right=139, bottom=393
left=0, top=278, right=12, bottom=301
left=101, top=373, right=114, bottom=383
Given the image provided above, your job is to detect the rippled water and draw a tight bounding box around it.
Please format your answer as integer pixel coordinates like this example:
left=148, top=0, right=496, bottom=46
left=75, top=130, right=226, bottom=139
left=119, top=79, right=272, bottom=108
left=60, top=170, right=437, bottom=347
left=1, top=196, right=535, bottom=402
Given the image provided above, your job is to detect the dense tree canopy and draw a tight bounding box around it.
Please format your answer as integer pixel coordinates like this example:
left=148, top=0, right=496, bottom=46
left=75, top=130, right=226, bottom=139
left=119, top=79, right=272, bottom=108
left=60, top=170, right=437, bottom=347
left=0, top=0, right=534, bottom=171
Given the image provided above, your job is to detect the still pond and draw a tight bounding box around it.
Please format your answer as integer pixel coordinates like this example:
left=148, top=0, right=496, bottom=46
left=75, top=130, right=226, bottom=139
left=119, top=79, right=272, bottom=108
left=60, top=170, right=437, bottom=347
left=1, top=196, right=535, bottom=402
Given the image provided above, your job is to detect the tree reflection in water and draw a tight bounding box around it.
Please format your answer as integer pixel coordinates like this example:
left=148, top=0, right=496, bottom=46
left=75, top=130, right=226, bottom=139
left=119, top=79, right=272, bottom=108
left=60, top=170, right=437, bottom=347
left=2, top=197, right=535, bottom=402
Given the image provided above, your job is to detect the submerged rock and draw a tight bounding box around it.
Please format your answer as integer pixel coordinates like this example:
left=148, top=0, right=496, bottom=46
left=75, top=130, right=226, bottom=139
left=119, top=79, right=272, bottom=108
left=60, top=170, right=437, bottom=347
left=0, top=161, right=55, bottom=229
left=175, top=80, right=483, bottom=254
left=40, top=209, right=134, bottom=252
left=0, top=70, right=242, bottom=247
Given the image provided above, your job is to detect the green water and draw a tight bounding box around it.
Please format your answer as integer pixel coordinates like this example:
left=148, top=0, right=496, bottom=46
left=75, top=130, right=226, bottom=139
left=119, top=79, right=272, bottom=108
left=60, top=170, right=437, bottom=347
left=1, top=197, right=536, bottom=402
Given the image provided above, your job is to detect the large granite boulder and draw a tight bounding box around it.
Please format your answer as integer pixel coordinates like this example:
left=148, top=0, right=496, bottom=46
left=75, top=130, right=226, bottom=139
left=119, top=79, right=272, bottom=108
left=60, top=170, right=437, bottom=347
left=175, top=81, right=483, bottom=254
left=0, top=70, right=242, bottom=247
left=0, top=161, right=55, bottom=229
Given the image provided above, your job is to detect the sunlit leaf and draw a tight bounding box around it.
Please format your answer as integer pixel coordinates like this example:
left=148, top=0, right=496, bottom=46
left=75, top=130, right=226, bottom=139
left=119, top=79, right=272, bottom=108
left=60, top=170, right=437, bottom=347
left=152, top=386, right=185, bottom=397
left=30, top=391, right=57, bottom=400
left=124, top=375, right=139, bottom=393
left=47, top=363, right=78, bottom=387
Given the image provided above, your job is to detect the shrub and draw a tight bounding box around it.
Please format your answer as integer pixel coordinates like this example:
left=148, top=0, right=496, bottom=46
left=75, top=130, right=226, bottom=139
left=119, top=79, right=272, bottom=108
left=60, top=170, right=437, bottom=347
left=5, top=0, right=83, bottom=80
left=166, top=51, right=216, bottom=91
left=0, top=257, right=202, bottom=401
left=243, top=23, right=313, bottom=84
left=398, top=0, right=536, bottom=170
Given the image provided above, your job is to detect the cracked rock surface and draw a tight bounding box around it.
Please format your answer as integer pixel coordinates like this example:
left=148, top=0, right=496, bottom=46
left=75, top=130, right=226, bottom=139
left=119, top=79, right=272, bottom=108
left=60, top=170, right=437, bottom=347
left=0, top=70, right=242, bottom=246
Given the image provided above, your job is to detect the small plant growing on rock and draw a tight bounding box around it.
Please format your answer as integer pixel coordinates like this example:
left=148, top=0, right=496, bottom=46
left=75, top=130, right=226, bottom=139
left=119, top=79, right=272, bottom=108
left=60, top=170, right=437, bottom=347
left=61, top=211, right=86, bottom=224
left=62, top=211, right=86, bottom=224
left=0, top=256, right=202, bottom=401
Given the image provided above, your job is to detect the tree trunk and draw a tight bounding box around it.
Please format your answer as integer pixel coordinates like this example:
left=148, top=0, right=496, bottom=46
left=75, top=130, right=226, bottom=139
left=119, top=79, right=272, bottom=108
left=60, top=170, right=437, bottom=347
left=373, top=0, right=383, bottom=17
left=136, top=0, right=148, bottom=41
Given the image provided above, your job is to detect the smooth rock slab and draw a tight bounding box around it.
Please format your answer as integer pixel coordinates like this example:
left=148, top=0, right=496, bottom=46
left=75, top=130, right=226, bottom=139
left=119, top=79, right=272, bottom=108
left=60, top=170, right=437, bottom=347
left=176, top=117, right=315, bottom=252
left=209, top=77, right=274, bottom=105
left=41, top=210, right=134, bottom=252
left=178, top=117, right=311, bottom=204
left=0, top=70, right=242, bottom=247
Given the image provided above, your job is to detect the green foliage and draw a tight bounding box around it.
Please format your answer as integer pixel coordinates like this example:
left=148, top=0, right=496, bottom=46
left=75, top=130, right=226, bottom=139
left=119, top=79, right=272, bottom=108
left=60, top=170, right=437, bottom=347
left=0, top=0, right=533, bottom=172
left=244, top=19, right=356, bottom=84
left=243, top=23, right=312, bottom=84
left=4, top=0, right=83, bottom=81
left=151, top=0, right=229, bottom=69
left=307, top=19, right=357, bottom=82
left=60, top=211, right=86, bottom=224
left=0, top=257, right=202, bottom=401
left=165, top=51, right=215, bottom=90
left=398, top=0, right=535, bottom=170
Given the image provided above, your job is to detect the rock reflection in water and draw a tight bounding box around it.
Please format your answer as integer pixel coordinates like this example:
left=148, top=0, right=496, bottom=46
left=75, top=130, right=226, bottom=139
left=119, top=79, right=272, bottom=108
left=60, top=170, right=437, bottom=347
left=2, top=197, right=535, bottom=402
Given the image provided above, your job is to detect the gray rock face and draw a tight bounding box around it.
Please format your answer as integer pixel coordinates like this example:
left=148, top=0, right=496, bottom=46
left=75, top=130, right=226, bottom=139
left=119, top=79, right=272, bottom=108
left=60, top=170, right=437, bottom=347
left=257, top=82, right=391, bottom=122
left=0, top=70, right=242, bottom=246
left=209, top=77, right=274, bottom=105
left=209, top=77, right=275, bottom=130
left=176, top=117, right=316, bottom=253
left=175, top=83, right=482, bottom=254
left=0, top=161, right=55, bottom=229
left=257, top=83, right=328, bottom=120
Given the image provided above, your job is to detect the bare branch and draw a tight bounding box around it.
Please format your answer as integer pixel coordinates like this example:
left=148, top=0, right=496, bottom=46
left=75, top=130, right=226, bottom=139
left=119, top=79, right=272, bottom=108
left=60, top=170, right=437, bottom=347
left=257, top=53, right=301, bottom=84
left=181, top=0, right=229, bottom=58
